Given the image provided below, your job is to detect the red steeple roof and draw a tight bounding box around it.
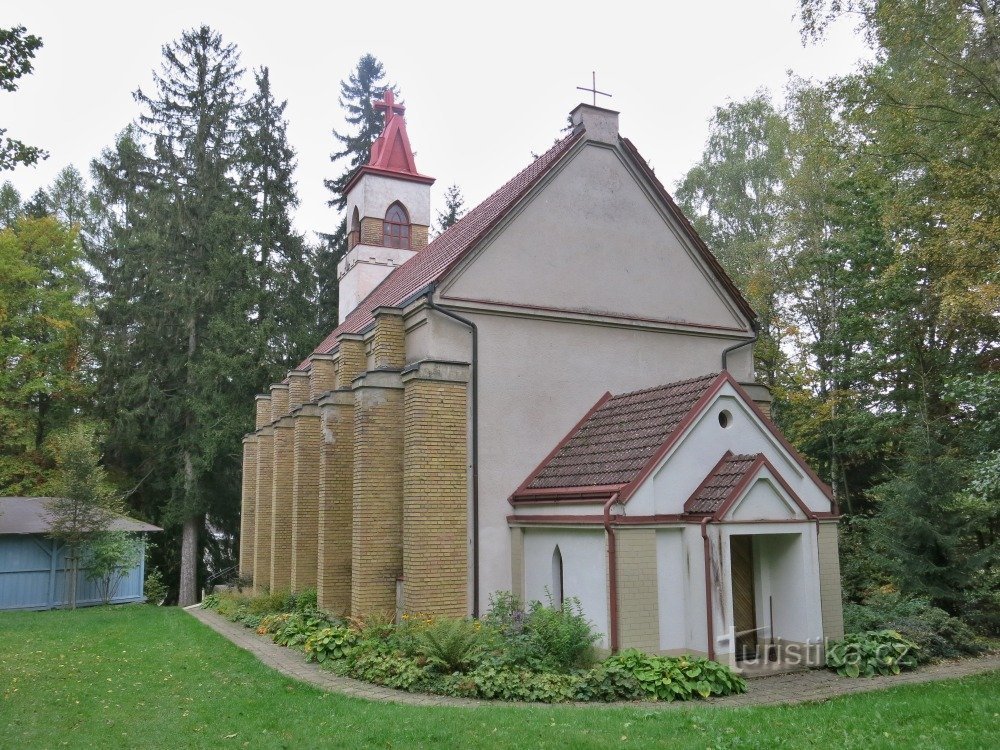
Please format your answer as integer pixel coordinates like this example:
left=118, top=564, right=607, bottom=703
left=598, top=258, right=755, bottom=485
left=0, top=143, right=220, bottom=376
left=345, top=89, right=434, bottom=192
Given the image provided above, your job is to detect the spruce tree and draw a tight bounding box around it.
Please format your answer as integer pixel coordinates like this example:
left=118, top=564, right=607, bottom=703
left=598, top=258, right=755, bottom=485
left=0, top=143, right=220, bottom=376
left=239, top=66, right=319, bottom=376
left=92, top=26, right=253, bottom=605
left=316, top=54, right=396, bottom=331
left=0, top=181, right=20, bottom=227
left=436, top=184, right=466, bottom=232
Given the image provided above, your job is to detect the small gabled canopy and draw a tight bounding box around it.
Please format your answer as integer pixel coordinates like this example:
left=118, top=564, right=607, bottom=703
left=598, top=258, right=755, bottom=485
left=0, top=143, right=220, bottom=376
left=511, top=371, right=832, bottom=505
left=684, top=452, right=816, bottom=521
left=0, top=497, right=162, bottom=536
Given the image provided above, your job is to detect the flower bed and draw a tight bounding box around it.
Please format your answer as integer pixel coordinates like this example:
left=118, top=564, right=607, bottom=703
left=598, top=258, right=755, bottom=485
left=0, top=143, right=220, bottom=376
left=202, top=590, right=748, bottom=703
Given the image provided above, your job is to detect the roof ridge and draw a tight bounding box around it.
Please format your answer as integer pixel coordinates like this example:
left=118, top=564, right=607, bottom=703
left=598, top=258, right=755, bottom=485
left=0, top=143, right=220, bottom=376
left=608, top=372, right=720, bottom=401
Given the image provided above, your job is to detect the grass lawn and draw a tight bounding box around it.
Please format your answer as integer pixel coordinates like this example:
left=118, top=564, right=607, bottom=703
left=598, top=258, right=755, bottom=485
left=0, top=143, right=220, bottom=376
left=0, top=606, right=996, bottom=749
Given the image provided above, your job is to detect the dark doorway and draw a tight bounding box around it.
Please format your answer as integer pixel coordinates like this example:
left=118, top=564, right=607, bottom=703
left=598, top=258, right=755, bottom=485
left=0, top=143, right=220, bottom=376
left=730, top=535, right=758, bottom=661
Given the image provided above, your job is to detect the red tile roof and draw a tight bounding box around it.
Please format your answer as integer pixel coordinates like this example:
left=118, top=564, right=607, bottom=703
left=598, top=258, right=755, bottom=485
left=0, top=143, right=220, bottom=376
left=684, top=452, right=761, bottom=514
left=302, top=130, right=585, bottom=365
left=522, top=373, right=721, bottom=491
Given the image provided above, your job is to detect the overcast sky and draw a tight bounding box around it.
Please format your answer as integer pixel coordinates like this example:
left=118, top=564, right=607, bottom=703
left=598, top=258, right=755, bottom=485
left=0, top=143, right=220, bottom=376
left=5, top=1, right=869, bottom=239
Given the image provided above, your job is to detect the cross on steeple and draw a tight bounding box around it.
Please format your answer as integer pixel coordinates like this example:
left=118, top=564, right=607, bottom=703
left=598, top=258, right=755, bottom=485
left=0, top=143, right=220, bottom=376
left=374, top=89, right=406, bottom=127
left=576, top=71, right=612, bottom=106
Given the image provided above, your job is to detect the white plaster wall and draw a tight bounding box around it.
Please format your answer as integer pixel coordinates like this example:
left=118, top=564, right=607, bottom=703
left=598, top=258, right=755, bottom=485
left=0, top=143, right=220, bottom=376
left=522, top=528, right=609, bottom=648
left=730, top=476, right=804, bottom=521
left=444, top=142, right=750, bottom=331
left=655, top=528, right=689, bottom=652
left=474, top=314, right=753, bottom=612
left=346, top=173, right=431, bottom=226
left=338, top=246, right=417, bottom=323
left=628, top=384, right=832, bottom=518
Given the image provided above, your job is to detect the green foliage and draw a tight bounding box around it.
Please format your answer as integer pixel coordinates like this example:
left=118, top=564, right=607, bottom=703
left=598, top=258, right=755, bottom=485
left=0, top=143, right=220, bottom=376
left=270, top=611, right=332, bottom=648
left=826, top=630, right=920, bottom=678
left=291, top=588, right=317, bottom=612
left=436, top=184, right=466, bottom=232
left=0, top=25, right=47, bottom=169
left=82, top=531, right=143, bottom=604
left=304, top=626, right=358, bottom=663
left=481, top=591, right=601, bottom=673
left=417, top=617, right=482, bottom=672
left=350, top=651, right=431, bottom=692
left=844, top=591, right=985, bottom=662
left=572, top=662, right=646, bottom=702
left=604, top=649, right=747, bottom=701
left=0, top=217, right=93, bottom=494
left=143, top=568, right=167, bottom=605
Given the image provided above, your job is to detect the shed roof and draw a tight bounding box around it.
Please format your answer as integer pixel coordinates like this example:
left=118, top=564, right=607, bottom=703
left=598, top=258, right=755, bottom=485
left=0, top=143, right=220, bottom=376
left=0, top=497, right=162, bottom=535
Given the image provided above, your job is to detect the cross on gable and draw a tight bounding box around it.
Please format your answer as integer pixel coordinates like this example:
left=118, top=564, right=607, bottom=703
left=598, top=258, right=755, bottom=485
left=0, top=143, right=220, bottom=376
left=374, top=89, right=406, bottom=126
left=576, top=71, right=612, bottom=106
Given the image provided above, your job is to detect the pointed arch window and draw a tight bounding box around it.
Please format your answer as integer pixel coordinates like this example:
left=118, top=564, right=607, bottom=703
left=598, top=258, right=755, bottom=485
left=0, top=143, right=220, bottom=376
left=349, top=207, right=361, bottom=250
left=383, top=202, right=410, bottom=249
left=551, top=545, right=564, bottom=607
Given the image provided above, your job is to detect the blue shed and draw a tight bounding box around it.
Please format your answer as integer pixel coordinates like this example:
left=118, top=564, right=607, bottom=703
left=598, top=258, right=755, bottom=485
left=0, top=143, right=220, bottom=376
left=0, top=497, right=161, bottom=610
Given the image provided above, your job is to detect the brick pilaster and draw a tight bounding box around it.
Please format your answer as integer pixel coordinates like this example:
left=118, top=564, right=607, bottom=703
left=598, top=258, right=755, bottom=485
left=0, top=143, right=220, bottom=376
left=317, top=391, right=355, bottom=615
left=287, top=371, right=311, bottom=411
left=270, top=416, right=295, bottom=591
left=309, top=355, right=338, bottom=401
left=255, top=395, right=272, bottom=429
left=616, top=529, right=660, bottom=653
left=402, top=360, right=470, bottom=616
left=239, top=436, right=258, bottom=580
left=253, top=428, right=274, bottom=593
left=372, top=308, right=405, bottom=370
left=270, top=384, right=289, bottom=421
left=351, top=370, right=404, bottom=617
left=337, top=335, right=366, bottom=388
left=291, top=406, right=321, bottom=592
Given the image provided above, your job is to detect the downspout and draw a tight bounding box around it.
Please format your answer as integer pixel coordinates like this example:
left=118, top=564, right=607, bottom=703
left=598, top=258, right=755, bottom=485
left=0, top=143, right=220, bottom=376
left=701, top=517, right=716, bottom=661
left=721, top=319, right=760, bottom=374
left=603, top=492, right=621, bottom=653
left=425, top=285, right=481, bottom=617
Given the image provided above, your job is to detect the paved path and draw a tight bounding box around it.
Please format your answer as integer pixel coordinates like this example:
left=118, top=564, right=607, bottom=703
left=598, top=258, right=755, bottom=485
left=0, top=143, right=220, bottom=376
left=187, top=606, right=999, bottom=710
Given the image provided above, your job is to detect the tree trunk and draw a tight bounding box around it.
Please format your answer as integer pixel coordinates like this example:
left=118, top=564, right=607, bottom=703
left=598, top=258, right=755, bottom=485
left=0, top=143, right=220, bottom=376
left=178, top=513, right=200, bottom=606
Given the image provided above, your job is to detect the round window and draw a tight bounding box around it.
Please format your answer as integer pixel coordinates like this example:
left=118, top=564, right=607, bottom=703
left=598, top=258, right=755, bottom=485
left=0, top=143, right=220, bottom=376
left=718, top=410, right=733, bottom=429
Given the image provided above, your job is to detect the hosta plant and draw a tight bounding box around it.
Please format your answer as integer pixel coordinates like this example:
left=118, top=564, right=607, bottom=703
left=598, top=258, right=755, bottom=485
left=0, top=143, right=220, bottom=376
left=604, top=649, right=747, bottom=701
left=304, top=626, right=359, bottom=663
left=826, top=630, right=920, bottom=678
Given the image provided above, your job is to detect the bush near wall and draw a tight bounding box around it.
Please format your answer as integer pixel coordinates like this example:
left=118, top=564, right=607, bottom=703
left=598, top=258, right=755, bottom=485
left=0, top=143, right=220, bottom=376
left=202, top=590, right=747, bottom=703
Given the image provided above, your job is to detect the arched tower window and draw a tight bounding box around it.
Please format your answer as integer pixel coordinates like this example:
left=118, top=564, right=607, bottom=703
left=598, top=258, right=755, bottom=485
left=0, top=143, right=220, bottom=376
left=383, top=202, right=410, bottom=249
left=551, top=545, right=564, bottom=607
left=349, top=207, right=361, bottom=250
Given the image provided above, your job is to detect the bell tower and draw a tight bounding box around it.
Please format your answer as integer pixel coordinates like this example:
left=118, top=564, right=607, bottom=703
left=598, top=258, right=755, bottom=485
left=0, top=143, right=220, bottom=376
left=338, top=90, right=435, bottom=323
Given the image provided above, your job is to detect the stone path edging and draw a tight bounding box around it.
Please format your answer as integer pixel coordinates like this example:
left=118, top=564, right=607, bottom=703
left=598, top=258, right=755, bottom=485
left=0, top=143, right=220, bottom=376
left=186, top=606, right=999, bottom=710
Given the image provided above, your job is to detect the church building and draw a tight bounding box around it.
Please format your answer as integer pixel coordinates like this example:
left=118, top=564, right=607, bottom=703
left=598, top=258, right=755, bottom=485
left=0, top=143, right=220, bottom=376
left=238, top=91, right=844, bottom=665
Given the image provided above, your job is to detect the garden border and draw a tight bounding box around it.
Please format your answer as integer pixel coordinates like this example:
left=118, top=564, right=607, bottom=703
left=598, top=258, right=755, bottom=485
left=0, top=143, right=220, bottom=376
left=186, top=606, right=999, bottom=709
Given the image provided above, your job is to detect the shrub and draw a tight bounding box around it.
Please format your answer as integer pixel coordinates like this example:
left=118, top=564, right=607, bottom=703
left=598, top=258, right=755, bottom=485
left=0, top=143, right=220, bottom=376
left=304, top=626, right=359, bottom=663
left=83, top=531, right=143, bottom=604
left=248, top=590, right=295, bottom=615
left=481, top=591, right=601, bottom=673
left=290, top=588, right=317, bottom=612
left=144, top=568, right=168, bottom=605
left=844, top=591, right=985, bottom=662
left=257, top=613, right=292, bottom=635
left=454, top=664, right=581, bottom=702
left=418, top=618, right=482, bottom=673
left=826, top=630, right=920, bottom=678
left=604, top=649, right=747, bottom=701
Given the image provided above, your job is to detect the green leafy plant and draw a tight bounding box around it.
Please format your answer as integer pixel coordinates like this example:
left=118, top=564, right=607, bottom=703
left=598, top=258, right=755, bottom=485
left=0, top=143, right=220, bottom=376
left=82, top=531, right=143, bottom=604
left=349, top=652, right=431, bottom=691
left=844, top=591, right=985, bottom=662
left=418, top=617, right=482, bottom=672
left=143, top=568, right=168, bottom=605
left=271, top=611, right=332, bottom=648
left=573, top=662, right=646, bottom=702
left=826, top=630, right=920, bottom=678
left=604, top=649, right=747, bottom=701
left=304, top=626, right=359, bottom=663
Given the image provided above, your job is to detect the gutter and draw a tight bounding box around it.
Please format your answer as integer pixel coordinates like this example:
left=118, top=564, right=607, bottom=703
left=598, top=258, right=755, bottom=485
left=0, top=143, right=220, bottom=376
left=701, top=517, right=716, bottom=661
left=603, top=492, right=621, bottom=653
left=424, top=285, right=481, bottom=618
left=721, top=319, right=760, bottom=373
